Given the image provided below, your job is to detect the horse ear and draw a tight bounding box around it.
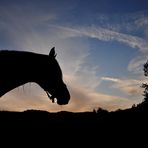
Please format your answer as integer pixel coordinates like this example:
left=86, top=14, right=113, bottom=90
left=49, top=47, right=57, bottom=58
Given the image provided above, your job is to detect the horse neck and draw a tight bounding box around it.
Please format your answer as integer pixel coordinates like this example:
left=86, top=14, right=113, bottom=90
left=0, top=51, right=49, bottom=97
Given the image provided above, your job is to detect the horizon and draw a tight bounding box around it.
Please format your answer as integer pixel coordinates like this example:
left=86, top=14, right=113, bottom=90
left=0, top=0, right=148, bottom=112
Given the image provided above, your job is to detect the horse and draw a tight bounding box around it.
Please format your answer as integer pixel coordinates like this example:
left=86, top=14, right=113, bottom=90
left=0, top=47, right=70, bottom=105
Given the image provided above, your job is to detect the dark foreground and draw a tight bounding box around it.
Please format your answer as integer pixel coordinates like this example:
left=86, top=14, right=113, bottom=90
left=0, top=101, right=147, bottom=145
left=0, top=100, right=147, bottom=131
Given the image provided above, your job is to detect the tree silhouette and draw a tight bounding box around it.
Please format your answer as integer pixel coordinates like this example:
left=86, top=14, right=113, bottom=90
left=142, top=60, right=148, bottom=102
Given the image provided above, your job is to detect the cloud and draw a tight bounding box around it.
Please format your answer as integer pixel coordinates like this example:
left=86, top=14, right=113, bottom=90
left=0, top=83, right=63, bottom=112
left=128, top=56, right=148, bottom=74
left=49, top=24, right=148, bottom=54
left=135, top=17, right=148, bottom=27
left=101, top=77, right=119, bottom=82
left=145, top=28, right=148, bottom=39
left=0, top=81, right=136, bottom=112
left=80, top=26, right=148, bottom=53
left=51, top=25, right=148, bottom=80
left=58, top=83, right=136, bottom=112
left=95, top=11, right=148, bottom=34
left=101, top=76, right=146, bottom=97
left=1, top=4, right=147, bottom=54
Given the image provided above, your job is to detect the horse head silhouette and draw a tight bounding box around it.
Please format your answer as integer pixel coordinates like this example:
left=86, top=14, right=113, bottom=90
left=0, top=47, right=70, bottom=105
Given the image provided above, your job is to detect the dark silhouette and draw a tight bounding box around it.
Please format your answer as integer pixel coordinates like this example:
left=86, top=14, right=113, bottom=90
left=0, top=47, right=70, bottom=105
left=0, top=58, right=147, bottom=144
left=142, top=60, right=148, bottom=102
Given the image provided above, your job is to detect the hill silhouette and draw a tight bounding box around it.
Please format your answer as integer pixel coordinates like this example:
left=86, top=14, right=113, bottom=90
left=0, top=101, right=147, bottom=145
left=0, top=99, right=147, bottom=130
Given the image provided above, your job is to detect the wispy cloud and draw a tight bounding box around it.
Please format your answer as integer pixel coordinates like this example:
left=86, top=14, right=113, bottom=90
left=135, top=16, right=148, bottom=27
left=51, top=24, right=148, bottom=76
left=0, top=82, right=136, bottom=112
left=101, top=76, right=146, bottom=97
left=128, top=56, right=148, bottom=74
left=101, top=77, right=119, bottom=82
left=61, top=25, right=148, bottom=52
left=46, top=23, right=148, bottom=55
left=95, top=11, right=148, bottom=34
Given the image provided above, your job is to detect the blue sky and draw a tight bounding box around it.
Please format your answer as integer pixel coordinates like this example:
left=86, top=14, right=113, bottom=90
left=0, top=0, right=148, bottom=112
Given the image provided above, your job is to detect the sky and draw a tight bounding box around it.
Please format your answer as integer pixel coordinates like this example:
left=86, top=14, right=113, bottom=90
left=0, top=0, right=148, bottom=112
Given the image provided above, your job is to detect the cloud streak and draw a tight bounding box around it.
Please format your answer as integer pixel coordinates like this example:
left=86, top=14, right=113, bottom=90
left=51, top=24, right=148, bottom=75
left=51, top=25, right=148, bottom=53
left=101, top=76, right=147, bottom=97
left=128, top=56, right=148, bottom=74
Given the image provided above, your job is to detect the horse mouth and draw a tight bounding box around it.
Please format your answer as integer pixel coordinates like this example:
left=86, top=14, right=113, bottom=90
left=46, top=91, right=55, bottom=103
left=46, top=91, right=70, bottom=105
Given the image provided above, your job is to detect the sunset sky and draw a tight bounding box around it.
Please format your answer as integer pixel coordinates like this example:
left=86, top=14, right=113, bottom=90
left=0, top=0, right=148, bottom=112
